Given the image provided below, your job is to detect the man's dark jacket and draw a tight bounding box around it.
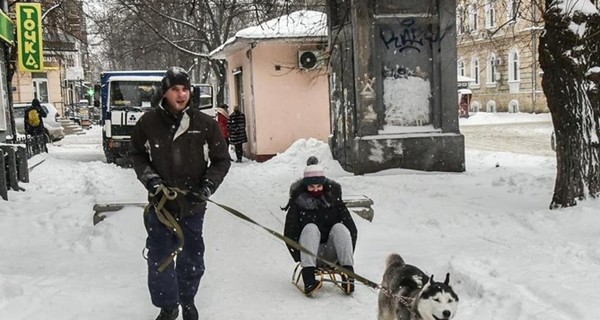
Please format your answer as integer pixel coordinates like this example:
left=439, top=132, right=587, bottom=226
left=130, top=104, right=231, bottom=204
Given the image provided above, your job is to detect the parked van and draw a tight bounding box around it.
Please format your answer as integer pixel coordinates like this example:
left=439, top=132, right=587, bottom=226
left=13, top=102, right=66, bottom=141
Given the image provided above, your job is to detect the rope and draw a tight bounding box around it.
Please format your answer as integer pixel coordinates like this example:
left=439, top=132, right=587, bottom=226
left=149, top=185, right=185, bottom=272
left=201, top=195, right=420, bottom=314
left=147, top=187, right=414, bottom=310
left=200, top=195, right=383, bottom=291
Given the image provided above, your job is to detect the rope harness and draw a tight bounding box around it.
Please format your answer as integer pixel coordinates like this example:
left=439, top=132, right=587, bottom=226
left=145, top=185, right=416, bottom=312
left=146, top=185, right=187, bottom=272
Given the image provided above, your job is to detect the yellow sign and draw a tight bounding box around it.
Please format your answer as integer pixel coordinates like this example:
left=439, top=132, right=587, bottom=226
left=16, top=3, right=44, bottom=72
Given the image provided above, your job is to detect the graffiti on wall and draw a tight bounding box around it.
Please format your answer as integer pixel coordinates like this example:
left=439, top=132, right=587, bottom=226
left=379, top=18, right=445, bottom=53
left=382, top=65, right=431, bottom=127
left=358, top=74, right=377, bottom=122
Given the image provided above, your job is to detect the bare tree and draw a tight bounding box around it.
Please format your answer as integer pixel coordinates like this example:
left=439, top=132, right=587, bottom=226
left=457, top=0, right=600, bottom=208
left=539, top=0, right=600, bottom=208
left=85, top=0, right=324, bottom=103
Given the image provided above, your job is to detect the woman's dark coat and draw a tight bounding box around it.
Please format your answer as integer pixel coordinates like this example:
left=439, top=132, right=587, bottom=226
left=283, top=179, right=358, bottom=262
left=227, top=111, right=247, bottom=144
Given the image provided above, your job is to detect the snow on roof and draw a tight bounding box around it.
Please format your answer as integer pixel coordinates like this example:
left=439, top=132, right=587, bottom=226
left=210, top=10, right=327, bottom=59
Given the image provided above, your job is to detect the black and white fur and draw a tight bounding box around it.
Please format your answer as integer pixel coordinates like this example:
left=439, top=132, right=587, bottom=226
left=378, top=254, right=459, bottom=320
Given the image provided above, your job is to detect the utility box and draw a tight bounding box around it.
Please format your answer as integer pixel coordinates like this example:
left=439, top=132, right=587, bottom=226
left=327, top=0, right=465, bottom=174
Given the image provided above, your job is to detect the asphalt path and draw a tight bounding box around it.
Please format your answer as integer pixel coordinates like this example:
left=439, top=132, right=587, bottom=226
left=460, top=121, right=555, bottom=156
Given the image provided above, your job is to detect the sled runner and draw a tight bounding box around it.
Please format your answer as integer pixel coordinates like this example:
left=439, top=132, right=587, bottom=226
left=292, top=263, right=354, bottom=296
left=92, top=202, right=146, bottom=225
left=93, top=195, right=374, bottom=225
left=342, top=194, right=374, bottom=222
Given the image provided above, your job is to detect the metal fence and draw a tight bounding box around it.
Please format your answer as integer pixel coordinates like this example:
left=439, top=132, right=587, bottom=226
left=1, top=135, right=47, bottom=200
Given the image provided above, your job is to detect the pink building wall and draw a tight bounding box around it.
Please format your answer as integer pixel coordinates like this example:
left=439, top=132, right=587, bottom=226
left=225, top=41, right=330, bottom=160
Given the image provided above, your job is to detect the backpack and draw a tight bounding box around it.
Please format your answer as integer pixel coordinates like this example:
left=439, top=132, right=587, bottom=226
left=27, top=108, right=42, bottom=128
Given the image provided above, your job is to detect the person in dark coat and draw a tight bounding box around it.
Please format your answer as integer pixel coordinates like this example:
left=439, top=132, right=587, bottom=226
left=283, top=157, right=358, bottom=296
left=227, top=106, right=247, bottom=162
left=130, top=67, right=231, bottom=320
left=24, top=98, right=48, bottom=153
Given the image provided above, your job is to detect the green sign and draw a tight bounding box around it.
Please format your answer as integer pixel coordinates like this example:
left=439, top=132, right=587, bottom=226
left=87, top=88, right=94, bottom=96
left=0, top=10, right=14, bottom=44
left=16, top=3, right=44, bottom=72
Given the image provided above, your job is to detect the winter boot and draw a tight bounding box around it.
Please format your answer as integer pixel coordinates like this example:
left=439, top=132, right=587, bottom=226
left=182, top=303, right=199, bottom=320
left=341, top=265, right=355, bottom=295
left=155, top=306, right=179, bottom=320
left=301, top=266, right=321, bottom=296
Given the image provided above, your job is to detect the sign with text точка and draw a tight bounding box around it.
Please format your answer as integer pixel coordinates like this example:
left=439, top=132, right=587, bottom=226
left=16, top=3, right=44, bottom=72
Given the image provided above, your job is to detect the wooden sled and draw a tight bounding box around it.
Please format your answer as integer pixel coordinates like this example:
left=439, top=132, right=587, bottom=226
left=292, top=263, right=353, bottom=296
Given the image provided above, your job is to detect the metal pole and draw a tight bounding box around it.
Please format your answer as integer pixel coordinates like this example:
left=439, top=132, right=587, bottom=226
left=531, top=3, right=537, bottom=112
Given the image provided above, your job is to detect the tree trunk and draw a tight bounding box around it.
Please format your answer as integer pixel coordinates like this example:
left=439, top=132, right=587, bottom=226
left=539, top=2, right=600, bottom=209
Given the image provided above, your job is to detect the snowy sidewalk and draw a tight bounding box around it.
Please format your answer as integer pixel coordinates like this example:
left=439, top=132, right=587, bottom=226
left=1, top=122, right=599, bottom=320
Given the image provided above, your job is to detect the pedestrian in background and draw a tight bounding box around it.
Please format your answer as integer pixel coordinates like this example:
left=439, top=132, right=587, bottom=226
left=130, top=66, right=231, bottom=320
left=227, top=105, right=247, bottom=162
left=215, top=103, right=230, bottom=146
left=24, top=98, right=48, bottom=153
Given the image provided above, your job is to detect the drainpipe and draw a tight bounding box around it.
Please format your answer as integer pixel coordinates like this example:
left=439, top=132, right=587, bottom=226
left=2, top=0, right=17, bottom=141
left=531, top=3, right=537, bottom=113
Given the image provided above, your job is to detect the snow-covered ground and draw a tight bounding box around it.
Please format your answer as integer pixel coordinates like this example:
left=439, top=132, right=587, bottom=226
left=1, top=113, right=599, bottom=320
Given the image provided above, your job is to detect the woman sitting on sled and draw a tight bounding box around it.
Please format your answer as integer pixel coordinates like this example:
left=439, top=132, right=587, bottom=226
left=283, top=157, right=358, bottom=296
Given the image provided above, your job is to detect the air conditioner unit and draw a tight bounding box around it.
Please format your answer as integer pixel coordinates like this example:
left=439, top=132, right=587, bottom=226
left=298, top=50, right=325, bottom=70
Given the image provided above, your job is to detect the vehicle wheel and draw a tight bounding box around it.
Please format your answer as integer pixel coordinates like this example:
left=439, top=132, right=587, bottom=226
left=106, top=154, right=116, bottom=164
left=43, top=129, right=52, bottom=143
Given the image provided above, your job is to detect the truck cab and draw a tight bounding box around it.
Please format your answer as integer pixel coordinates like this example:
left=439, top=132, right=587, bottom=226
left=101, top=71, right=164, bottom=165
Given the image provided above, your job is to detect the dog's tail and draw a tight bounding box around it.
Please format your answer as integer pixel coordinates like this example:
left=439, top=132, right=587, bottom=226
left=385, top=253, right=405, bottom=268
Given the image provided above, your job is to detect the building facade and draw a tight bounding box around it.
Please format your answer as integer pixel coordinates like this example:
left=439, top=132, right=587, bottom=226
left=11, top=0, right=90, bottom=118
left=457, top=0, right=599, bottom=114
left=457, top=0, right=543, bottom=113
left=211, top=10, right=330, bottom=161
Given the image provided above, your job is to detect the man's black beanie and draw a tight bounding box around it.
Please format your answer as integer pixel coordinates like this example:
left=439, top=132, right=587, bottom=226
left=162, top=66, right=191, bottom=93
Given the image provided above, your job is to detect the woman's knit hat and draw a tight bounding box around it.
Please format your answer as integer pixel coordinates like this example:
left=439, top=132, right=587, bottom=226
left=162, top=66, right=191, bottom=93
left=302, top=156, right=326, bottom=185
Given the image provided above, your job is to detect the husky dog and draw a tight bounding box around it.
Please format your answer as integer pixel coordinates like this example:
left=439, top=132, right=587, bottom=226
left=378, top=254, right=459, bottom=320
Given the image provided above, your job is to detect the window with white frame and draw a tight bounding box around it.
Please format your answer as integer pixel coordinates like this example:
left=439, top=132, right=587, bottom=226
left=508, top=0, right=518, bottom=23
left=471, top=57, right=480, bottom=85
left=508, top=50, right=520, bottom=81
left=457, top=6, right=465, bottom=34
left=469, top=3, right=478, bottom=31
left=458, top=60, right=465, bottom=77
left=487, top=54, right=498, bottom=83
left=485, top=0, right=496, bottom=29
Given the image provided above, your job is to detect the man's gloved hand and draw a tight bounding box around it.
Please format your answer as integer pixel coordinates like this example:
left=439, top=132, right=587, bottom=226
left=199, top=179, right=215, bottom=200
left=146, top=177, right=163, bottom=197
left=185, top=180, right=215, bottom=203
